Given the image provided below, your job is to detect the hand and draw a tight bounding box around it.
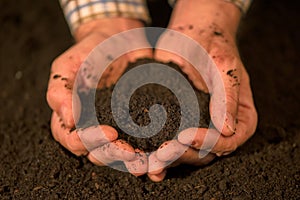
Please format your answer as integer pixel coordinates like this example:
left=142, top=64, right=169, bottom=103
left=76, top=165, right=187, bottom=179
left=46, top=18, right=152, bottom=176
left=148, top=0, right=258, bottom=181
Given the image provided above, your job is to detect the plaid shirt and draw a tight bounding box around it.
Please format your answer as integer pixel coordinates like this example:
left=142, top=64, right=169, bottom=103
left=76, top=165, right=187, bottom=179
left=60, top=0, right=252, bottom=33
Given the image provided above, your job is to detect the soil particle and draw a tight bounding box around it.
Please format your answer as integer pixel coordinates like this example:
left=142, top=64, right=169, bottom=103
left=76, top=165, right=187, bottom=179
left=214, top=31, right=223, bottom=36
left=226, top=69, right=237, bottom=77
left=53, top=74, right=61, bottom=79
left=78, top=58, right=210, bottom=152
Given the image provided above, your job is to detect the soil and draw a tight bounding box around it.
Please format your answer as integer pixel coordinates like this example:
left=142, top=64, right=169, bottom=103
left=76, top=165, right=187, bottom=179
left=78, top=59, right=210, bottom=152
left=0, top=0, right=299, bottom=199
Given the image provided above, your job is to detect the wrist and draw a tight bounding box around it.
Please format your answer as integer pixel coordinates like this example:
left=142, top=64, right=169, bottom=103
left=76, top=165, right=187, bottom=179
left=74, top=18, right=145, bottom=42
left=169, top=0, right=241, bottom=37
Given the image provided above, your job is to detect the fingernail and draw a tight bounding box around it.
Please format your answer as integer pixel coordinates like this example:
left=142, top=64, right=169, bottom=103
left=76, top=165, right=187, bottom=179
left=216, top=152, right=223, bottom=157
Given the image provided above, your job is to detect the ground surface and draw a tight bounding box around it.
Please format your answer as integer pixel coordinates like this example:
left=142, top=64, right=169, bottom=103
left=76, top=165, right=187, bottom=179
left=0, top=0, right=299, bottom=199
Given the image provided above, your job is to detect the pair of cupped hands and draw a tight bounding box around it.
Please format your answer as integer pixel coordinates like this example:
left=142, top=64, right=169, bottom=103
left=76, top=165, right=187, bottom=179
left=47, top=15, right=257, bottom=182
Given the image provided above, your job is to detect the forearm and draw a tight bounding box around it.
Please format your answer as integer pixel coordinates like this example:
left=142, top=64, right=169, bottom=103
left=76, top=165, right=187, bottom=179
left=169, top=0, right=242, bottom=37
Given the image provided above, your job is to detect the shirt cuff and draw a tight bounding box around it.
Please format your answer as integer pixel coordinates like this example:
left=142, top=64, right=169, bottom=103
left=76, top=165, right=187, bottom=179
left=60, top=0, right=151, bottom=34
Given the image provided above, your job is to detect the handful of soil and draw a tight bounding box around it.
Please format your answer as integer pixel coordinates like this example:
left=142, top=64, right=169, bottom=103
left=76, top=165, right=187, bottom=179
left=78, top=59, right=210, bottom=152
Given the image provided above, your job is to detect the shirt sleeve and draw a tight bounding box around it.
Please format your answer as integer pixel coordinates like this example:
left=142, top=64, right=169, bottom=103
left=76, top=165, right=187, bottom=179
left=168, top=0, right=252, bottom=14
left=59, top=0, right=151, bottom=34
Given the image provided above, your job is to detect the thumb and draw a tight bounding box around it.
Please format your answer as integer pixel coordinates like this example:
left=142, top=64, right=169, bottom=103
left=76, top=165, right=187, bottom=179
left=47, top=63, right=82, bottom=128
left=209, top=67, right=240, bottom=136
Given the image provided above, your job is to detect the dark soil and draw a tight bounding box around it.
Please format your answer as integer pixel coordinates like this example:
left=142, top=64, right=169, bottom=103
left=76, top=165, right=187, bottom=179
left=79, top=59, right=210, bottom=152
left=0, top=0, right=299, bottom=199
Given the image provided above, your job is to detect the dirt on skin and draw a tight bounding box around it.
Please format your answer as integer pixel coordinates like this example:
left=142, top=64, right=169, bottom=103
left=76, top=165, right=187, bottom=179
left=0, top=0, right=299, bottom=199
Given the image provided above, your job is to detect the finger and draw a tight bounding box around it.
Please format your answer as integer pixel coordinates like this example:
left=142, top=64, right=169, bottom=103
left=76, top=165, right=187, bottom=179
left=156, top=140, right=187, bottom=162
left=47, top=63, right=81, bottom=128
left=178, top=124, right=254, bottom=156
left=236, top=67, right=258, bottom=138
left=87, top=140, right=136, bottom=166
left=148, top=146, right=215, bottom=182
left=148, top=152, right=168, bottom=175
left=210, top=68, right=258, bottom=155
left=209, top=56, right=242, bottom=136
left=212, top=68, right=257, bottom=155
left=178, top=128, right=233, bottom=154
left=156, top=140, right=215, bottom=165
left=154, top=49, right=209, bottom=93
left=147, top=170, right=167, bottom=182
left=51, top=112, right=87, bottom=156
left=124, top=149, right=148, bottom=176
left=77, top=125, right=118, bottom=151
